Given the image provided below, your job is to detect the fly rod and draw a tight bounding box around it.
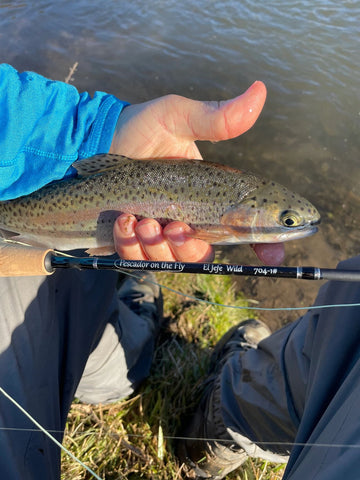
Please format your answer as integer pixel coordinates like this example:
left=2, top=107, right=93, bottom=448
left=50, top=255, right=360, bottom=282
left=1, top=242, right=359, bottom=281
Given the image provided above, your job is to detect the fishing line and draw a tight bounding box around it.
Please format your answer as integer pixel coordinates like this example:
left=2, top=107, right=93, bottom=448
left=0, top=387, right=102, bottom=480
left=162, top=436, right=360, bottom=450
left=1, top=424, right=360, bottom=451
left=116, top=269, right=360, bottom=312
left=50, top=255, right=360, bottom=311
left=108, top=432, right=360, bottom=450
left=0, top=426, right=64, bottom=433
left=1, top=390, right=360, bottom=477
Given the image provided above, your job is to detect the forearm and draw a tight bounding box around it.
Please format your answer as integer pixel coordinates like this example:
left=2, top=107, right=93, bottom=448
left=0, top=64, right=128, bottom=200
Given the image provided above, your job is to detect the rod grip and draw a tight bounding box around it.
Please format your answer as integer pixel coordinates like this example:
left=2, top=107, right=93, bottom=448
left=0, top=242, right=54, bottom=277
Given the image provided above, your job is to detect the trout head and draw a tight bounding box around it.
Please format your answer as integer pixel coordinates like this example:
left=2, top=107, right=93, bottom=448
left=218, top=180, right=321, bottom=243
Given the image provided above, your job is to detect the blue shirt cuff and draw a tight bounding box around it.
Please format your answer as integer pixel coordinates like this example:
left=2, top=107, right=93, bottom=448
left=79, top=95, right=129, bottom=158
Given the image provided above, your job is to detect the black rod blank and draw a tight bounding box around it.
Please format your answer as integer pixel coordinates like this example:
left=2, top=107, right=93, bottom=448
left=49, top=255, right=360, bottom=282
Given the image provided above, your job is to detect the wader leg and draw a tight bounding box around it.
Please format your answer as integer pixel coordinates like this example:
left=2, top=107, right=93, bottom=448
left=0, top=269, right=156, bottom=478
left=215, top=257, right=360, bottom=479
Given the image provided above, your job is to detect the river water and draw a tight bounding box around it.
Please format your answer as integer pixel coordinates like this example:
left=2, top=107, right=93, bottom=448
left=0, top=0, right=359, bottom=302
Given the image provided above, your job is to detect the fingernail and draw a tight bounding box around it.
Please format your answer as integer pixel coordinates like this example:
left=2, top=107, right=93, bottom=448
left=118, top=214, right=136, bottom=236
left=136, top=220, right=161, bottom=239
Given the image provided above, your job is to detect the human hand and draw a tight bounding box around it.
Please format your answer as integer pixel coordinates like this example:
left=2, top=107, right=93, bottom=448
left=110, top=82, right=285, bottom=265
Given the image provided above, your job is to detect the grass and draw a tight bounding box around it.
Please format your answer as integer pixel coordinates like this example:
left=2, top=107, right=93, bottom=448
left=61, top=269, right=286, bottom=479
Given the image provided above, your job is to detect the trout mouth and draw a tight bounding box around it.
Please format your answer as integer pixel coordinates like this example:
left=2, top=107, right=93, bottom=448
left=227, top=223, right=319, bottom=244
left=278, top=223, right=319, bottom=241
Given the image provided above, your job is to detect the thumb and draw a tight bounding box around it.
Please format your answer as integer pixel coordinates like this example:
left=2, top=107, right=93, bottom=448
left=177, top=81, right=267, bottom=142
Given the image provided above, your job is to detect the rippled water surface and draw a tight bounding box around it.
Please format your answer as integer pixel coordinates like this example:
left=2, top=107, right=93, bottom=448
left=1, top=0, right=359, bottom=267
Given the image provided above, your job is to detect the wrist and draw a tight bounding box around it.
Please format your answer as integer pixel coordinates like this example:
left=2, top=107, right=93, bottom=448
left=109, top=103, right=134, bottom=154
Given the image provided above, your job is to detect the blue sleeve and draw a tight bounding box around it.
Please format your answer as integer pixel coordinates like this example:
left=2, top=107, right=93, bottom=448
left=0, top=64, right=129, bottom=200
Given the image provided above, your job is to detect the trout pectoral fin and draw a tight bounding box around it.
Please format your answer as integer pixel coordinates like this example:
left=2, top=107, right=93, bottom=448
left=187, top=226, right=237, bottom=244
left=85, top=246, right=117, bottom=256
left=0, top=228, right=19, bottom=241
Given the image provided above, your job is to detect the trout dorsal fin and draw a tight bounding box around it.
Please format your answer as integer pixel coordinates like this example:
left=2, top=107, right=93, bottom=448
left=72, top=154, right=129, bottom=176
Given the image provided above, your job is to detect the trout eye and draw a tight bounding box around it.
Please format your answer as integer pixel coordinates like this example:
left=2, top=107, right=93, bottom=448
left=280, top=210, right=303, bottom=228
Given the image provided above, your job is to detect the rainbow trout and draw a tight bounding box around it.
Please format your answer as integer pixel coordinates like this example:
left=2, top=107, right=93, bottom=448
left=0, top=154, right=320, bottom=255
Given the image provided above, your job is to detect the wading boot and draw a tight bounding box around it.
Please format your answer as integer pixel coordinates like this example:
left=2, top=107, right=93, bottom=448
left=178, top=319, right=272, bottom=479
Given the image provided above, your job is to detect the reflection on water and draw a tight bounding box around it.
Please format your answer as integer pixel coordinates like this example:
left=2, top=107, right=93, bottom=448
left=0, top=0, right=359, bottom=264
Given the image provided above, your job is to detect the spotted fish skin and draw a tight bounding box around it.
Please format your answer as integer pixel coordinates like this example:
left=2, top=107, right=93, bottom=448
left=0, top=154, right=320, bottom=254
